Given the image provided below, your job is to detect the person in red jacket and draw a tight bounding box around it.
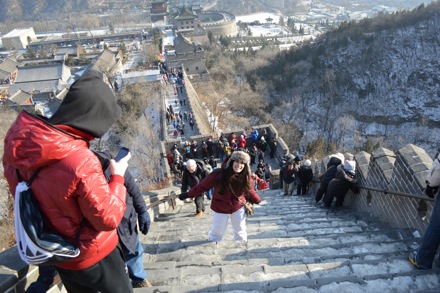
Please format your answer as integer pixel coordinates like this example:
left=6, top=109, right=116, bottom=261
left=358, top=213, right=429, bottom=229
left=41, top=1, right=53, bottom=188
left=178, top=151, right=261, bottom=241
left=238, top=134, right=246, bottom=149
left=2, top=74, right=133, bottom=293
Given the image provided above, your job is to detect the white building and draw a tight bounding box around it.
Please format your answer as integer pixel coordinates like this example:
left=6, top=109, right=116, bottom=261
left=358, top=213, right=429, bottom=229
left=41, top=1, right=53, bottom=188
left=1, top=28, right=37, bottom=50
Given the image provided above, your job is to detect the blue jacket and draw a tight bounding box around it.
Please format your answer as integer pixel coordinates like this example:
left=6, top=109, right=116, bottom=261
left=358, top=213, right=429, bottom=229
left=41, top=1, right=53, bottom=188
left=250, top=130, right=259, bottom=142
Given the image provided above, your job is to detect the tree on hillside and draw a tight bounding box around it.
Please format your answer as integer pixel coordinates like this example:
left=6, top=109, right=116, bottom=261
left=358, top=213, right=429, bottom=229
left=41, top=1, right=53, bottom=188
left=25, top=46, right=36, bottom=58
left=207, top=30, right=214, bottom=45
left=151, top=28, right=161, bottom=47
left=219, top=35, right=231, bottom=47
left=279, top=17, right=285, bottom=27
left=144, top=43, right=160, bottom=67
left=113, top=81, right=165, bottom=189
left=119, top=42, right=127, bottom=55
left=333, top=114, right=357, bottom=150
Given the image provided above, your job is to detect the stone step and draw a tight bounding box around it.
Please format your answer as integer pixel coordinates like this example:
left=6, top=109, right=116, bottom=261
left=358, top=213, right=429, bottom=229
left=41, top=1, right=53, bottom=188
left=134, top=264, right=440, bottom=292
left=138, top=189, right=439, bottom=292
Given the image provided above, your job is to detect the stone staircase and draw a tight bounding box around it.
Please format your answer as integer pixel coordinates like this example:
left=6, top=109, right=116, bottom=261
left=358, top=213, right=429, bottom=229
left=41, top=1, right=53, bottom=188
left=137, top=189, right=440, bottom=293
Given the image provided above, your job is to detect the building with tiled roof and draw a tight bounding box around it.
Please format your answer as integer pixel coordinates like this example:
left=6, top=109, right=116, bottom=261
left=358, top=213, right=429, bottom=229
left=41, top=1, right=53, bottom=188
left=7, top=90, right=33, bottom=106
left=172, top=5, right=203, bottom=34
left=150, top=0, right=170, bottom=23
left=88, top=49, right=123, bottom=82
left=9, top=63, right=71, bottom=95
left=1, top=28, right=38, bottom=50
left=166, top=33, right=206, bottom=75
left=15, top=63, right=71, bottom=84
left=0, top=58, right=18, bottom=84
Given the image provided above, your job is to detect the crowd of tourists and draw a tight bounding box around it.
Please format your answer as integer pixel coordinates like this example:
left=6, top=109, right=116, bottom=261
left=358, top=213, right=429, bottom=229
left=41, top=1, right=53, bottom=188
left=3, top=71, right=440, bottom=293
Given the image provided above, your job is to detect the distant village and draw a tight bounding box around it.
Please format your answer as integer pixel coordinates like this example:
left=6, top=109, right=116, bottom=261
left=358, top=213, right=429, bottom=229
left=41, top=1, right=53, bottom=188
left=0, top=0, right=402, bottom=116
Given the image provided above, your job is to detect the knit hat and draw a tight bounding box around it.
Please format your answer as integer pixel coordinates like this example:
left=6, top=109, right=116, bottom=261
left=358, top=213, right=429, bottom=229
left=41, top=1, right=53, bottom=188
left=225, top=151, right=251, bottom=174
left=343, top=160, right=356, bottom=175
left=304, top=159, right=311, bottom=167
left=48, top=74, right=121, bottom=138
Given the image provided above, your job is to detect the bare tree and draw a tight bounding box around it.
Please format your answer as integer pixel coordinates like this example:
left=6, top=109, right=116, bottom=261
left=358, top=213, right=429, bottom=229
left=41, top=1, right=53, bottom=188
left=333, top=114, right=357, bottom=150
left=143, top=43, right=160, bottom=67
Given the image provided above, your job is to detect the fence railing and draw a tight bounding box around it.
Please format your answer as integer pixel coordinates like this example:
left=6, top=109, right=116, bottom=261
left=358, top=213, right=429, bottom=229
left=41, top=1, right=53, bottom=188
left=356, top=184, right=435, bottom=202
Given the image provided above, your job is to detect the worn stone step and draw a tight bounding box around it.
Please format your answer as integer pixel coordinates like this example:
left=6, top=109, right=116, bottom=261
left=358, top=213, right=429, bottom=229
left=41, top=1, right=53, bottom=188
left=135, top=260, right=440, bottom=292
left=137, top=189, right=439, bottom=292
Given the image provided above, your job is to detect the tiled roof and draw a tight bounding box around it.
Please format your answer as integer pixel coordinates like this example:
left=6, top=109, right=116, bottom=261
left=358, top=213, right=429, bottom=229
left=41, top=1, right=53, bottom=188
left=56, top=47, right=78, bottom=55
left=8, top=90, right=32, bottom=105
left=8, top=80, right=67, bottom=95
left=173, top=34, right=197, bottom=53
left=32, top=92, right=54, bottom=103
left=91, top=50, right=117, bottom=73
left=0, top=58, right=18, bottom=80
left=15, top=63, right=71, bottom=83
left=47, top=97, right=63, bottom=114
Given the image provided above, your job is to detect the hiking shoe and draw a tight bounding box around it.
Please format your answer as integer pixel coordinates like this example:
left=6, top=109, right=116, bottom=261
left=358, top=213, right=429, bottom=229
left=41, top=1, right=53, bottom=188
left=195, top=211, right=203, bottom=217
left=133, top=279, right=153, bottom=288
left=409, top=252, right=430, bottom=270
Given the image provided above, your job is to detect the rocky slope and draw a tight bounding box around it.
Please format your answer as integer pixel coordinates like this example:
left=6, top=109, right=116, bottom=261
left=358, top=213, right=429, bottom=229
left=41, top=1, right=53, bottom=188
left=256, top=2, right=440, bottom=154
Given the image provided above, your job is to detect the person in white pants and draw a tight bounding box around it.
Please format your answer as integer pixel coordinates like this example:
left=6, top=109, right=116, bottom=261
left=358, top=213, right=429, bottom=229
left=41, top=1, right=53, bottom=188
left=210, top=206, right=247, bottom=241
left=178, top=151, right=262, bottom=241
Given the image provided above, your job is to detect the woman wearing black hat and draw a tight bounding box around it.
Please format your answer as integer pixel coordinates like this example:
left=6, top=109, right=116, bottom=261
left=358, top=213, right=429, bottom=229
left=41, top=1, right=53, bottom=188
left=178, top=151, right=261, bottom=241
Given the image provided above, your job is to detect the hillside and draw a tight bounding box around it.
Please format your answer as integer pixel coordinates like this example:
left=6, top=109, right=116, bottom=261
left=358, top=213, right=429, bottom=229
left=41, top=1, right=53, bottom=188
left=0, top=0, right=94, bottom=21
left=250, top=2, right=440, bottom=154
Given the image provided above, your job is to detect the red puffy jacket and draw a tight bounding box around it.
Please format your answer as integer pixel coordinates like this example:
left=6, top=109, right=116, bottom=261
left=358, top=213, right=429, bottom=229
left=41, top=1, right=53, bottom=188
left=188, top=169, right=261, bottom=214
left=2, top=111, right=127, bottom=270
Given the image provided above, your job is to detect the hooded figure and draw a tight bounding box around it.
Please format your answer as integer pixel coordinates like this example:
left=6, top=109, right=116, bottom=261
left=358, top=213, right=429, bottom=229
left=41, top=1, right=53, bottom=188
left=48, top=74, right=121, bottom=138
left=3, top=74, right=134, bottom=292
left=297, top=159, right=314, bottom=195
left=315, top=153, right=345, bottom=203
left=323, top=160, right=360, bottom=208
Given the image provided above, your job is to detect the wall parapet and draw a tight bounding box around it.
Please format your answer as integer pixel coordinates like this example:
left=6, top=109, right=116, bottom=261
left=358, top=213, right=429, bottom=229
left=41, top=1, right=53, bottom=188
left=338, top=144, right=434, bottom=234
left=0, top=187, right=181, bottom=293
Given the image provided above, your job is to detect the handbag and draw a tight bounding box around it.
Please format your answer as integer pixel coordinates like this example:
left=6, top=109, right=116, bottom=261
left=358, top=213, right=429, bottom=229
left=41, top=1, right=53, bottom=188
left=14, top=168, right=83, bottom=266
left=229, top=183, right=254, bottom=216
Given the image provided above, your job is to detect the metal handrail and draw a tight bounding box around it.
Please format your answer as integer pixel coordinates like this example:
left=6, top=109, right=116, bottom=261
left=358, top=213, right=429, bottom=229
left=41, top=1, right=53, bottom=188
left=355, top=184, right=435, bottom=202
left=310, top=179, right=435, bottom=202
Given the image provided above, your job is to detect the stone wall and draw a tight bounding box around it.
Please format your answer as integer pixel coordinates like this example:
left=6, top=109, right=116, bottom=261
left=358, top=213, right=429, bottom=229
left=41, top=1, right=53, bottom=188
left=201, top=11, right=237, bottom=37
left=317, top=144, right=435, bottom=235
left=182, top=69, right=213, bottom=135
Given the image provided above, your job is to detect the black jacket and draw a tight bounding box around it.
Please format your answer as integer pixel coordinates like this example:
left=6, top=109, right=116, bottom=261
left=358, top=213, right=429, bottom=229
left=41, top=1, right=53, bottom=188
left=298, top=165, right=313, bottom=184
left=181, top=159, right=211, bottom=192
left=326, top=165, right=360, bottom=197
left=321, top=157, right=342, bottom=185
left=96, top=152, right=147, bottom=254
left=280, top=165, right=297, bottom=184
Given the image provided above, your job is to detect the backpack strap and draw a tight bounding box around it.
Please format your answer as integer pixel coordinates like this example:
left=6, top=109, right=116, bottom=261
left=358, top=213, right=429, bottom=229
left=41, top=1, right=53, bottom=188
left=16, top=168, right=42, bottom=187
left=16, top=167, right=86, bottom=248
